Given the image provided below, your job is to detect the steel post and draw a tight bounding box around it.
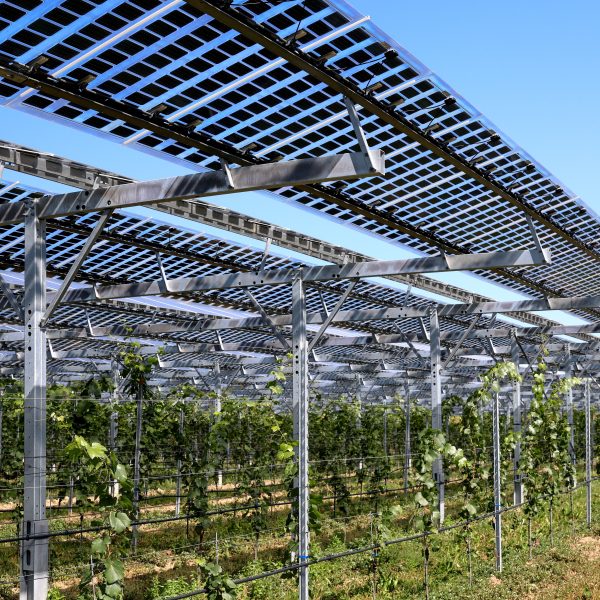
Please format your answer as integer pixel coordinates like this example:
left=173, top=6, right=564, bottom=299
left=429, top=309, right=444, bottom=523
left=292, top=277, right=309, bottom=600
left=214, top=363, right=223, bottom=488
left=132, top=386, right=143, bottom=552
left=586, top=379, right=592, bottom=528
left=20, top=200, right=48, bottom=600
left=493, top=392, right=503, bottom=571
left=403, top=383, right=411, bottom=495
left=565, top=345, right=576, bottom=464
left=511, top=336, right=523, bottom=505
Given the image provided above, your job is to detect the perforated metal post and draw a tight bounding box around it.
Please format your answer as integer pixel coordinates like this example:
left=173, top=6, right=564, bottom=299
left=493, top=392, right=503, bottom=571
left=586, top=379, right=592, bottom=528
left=429, top=309, right=445, bottom=523
left=214, top=363, right=223, bottom=487
left=20, top=200, right=49, bottom=600
left=511, top=336, right=523, bottom=505
left=292, top=277, right=309, bottom=600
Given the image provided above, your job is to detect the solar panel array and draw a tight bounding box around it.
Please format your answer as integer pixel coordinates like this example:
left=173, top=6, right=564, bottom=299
left=0, top=0, right=597, bottom=395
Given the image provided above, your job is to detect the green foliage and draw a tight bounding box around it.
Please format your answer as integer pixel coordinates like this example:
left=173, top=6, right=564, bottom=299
left=198, top=561, right=237, bottom=600
left=148, top=575, right=197, bottom=599
left=521, top=358, right=581, bottom=520
left=64, top=435, right=133, bottom=600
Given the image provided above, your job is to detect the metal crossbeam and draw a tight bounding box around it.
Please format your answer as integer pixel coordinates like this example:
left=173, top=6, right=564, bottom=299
left=56, top=248, right=550, bottom=302
left=0, top=151, right=385, bottom=225
left=0, top=140, right=574, bottom=333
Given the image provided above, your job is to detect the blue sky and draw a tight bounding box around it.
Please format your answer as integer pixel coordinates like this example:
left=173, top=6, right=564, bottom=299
left=0, top=0, right=596, bottom=328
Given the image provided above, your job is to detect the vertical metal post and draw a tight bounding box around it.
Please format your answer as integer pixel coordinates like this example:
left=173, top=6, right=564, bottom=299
left=586, top=379, right=592, bottom=528
left=565, top=345, right=576, bottom=464
left=132, top=386, right=143, bottom=552
left=403, top=384, right=411, bottom=495
left=383, top=397, right=388, bottom=457
left=20, top=200, right=49, bottom=600
left=511, top=336, right=523, bottom=505
left=175, top=407, right=184, bottom=516
left=214, top=363, right=223, bottom=487
left=109, top=410, right=118, bottom=497
left=429, top=309, right=444, bottom=523
left=292, top=277, right=309, bottom=600
left=493, top=392, right=503, bottom=571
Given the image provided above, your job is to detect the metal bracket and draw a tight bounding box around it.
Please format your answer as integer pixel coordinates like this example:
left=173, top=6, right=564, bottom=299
left=308, top=279, right=357, bottom=352
left=258, top=235, right=272, bottom=272
left=155, top=252, right=173, bottom=294
left=343, top=96, right=378, bottom=173
left=244, top=289, right=291, bottom=350
left=220, top=158, right=235, bottom=189
left=525, top=214, right=544, bottom=253
left=0, top=274, right=23, bottom=321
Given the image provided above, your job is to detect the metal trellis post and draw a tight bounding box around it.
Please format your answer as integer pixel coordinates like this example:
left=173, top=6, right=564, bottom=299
left=586, top=378, right=592, bottom=528
left=404, top=383, right=411, bottom=495
left=429, top=309, right=445, bottom=523
left=565, top=345, right=576, bottom=464
left=132, top=385, right=143, bottom=552
left=20, top=200, right=49, bottom=600
left=493, top=391, right=503, bottom=572
left=292, top=277, right=309, bottom=600
left=511, top=336, right=523, bottom=505
left=175, top=407, right=184, bottom=516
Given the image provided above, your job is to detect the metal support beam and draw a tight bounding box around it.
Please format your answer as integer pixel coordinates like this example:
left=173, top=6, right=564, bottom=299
left=40, top=209, right=113, bottom=327
left=0, top=274, right=22, bottom=320
left=20, top=200, right=48, bottom=600
left=511, top=336, right=523, bottom=505
left=244, top=290, right=291, bottom=350
left=429, top=309, right=445, bottom=523
left=58, top=248, right=550, bottom=302
left=307, top=279, right=357, bottom=352
left=132, top=385, right=143, bottom=552
left=0, top=151, right=385, bottom=225
left=565, top=345, right=576, bottom=464
left=493, top=391, right=503, bottom=571
left=0, top=139, right=574, bottom=333
left=292, top=277, right=309, bottom=600
left=586, top=378, right=592, bottom=528
left=403, top=381, right=411, bottom=496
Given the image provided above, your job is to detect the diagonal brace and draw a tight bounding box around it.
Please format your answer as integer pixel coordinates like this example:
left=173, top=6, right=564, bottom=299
left=40, top=209, right=113, bottom=327
left=308, top=279, right=357, bottom=352
left=244, top=290, right=291, bottom=350
left=0, top=274, right=22, bottom=320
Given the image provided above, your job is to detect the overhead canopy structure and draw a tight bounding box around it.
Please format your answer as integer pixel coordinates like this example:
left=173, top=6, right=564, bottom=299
left=0, top=0, right=597, bottom=396
left=2, top=2, right=600, bottom=599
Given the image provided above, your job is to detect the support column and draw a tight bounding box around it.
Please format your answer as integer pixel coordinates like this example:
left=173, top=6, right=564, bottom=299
left=586, top=379, right=592, bottom=528
left=429, top=309, right=444, bottom=524
left=214, top=363, right=223, bottom=488
left=175, top=407, right=184, bottom=516
left=292, top=277, right=309, bottom=600
left=565, top=345, right=576, bottom=465
left=132, top=386, right=143, bottom=552
left=511, top=336, right=523, bottom=505
left=20, top=200, right=49, bottom=600
left=493, top=392, right=503, bottom=571
left=403, top=382, right=411, bottom=495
